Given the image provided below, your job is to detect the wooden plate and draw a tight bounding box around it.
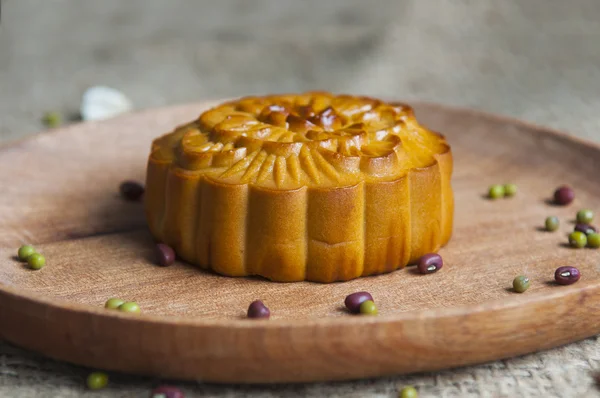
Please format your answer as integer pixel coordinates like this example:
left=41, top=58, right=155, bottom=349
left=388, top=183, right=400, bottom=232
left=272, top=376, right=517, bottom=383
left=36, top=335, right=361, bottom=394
left=1, top=101, right=600, bottom=384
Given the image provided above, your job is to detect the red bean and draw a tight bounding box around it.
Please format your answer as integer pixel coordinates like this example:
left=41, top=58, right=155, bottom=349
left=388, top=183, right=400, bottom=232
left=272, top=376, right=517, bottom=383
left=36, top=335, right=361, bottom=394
left=150, top=386, right=184, bottom=398
left=553, top=186, right=575, bottom=206
left=344, top=292, right=374, bottom=313
left=156, top=244, right=175, bottom=267
left=247, top=300, right=270, bottom=319
left=417, top=253, right=443, bottom=274
left=119, top=180, right=145, bottom=201
left=574, top=223, right=597, bottom=235
left=554, top=266, right=580, bottom=285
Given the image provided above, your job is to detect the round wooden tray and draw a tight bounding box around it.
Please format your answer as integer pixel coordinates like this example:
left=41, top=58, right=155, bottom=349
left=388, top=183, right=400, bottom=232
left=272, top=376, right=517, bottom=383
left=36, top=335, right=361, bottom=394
left=1, top=101, right=599, bottom=384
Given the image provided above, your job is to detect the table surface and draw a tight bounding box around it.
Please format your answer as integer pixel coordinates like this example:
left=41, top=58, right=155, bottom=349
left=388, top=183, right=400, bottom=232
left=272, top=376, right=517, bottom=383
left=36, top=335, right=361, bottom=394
left=2, top=1, right=600, bottom=397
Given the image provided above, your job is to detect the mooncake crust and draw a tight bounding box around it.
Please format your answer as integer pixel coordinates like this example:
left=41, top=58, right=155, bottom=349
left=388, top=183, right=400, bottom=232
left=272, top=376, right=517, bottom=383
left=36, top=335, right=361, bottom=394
left=145, top=92, right=453, bottom=282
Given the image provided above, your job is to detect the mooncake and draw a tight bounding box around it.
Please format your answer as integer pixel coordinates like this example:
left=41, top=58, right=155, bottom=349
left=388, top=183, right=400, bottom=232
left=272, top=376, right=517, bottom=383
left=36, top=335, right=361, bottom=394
left=145, top=92, right=453, bottom=282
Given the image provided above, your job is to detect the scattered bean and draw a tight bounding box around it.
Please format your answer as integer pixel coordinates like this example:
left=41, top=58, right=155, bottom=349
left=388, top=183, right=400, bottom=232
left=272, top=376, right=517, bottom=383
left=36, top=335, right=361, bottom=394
left=577, top=209, right=594, bottom=224
left=247, top=300, right=270, bottom=319
left=42, top=111, right=62, bottom=128
left=587, top=233, right=600, bottom=248
left=17, top=245, right=36, bottom=261
left=105, top=298, right=126, bottom=309
left=554, top=266, right=581, bottom=285
left=488, top=184, right=505, bottom=199
left=150, top=385, right=185, bottom=398
left=27, top=253, right=45, bottom=270
left=344, top=291, right=374, bottom=313
left=545, top=216, right=560, bottom=232
left=399, top=386, right=418, bottom=398
left=156, top=243, right=175, bottom=267
left=118, top=301, right=141, bottom=314
left=86, top=371, right=109, bottom=390
left=553, top=186, right=575, bottom=205
left=569, top=231, right=587, bottom=248
left=512, top=276, right=530, bottom=293
left=119, top=180, right=145, bottom=201
left=359, top=300, right=378, bottom=315
left=504, top=184, right=518, bottom=197
left=417, top=253, right=443, bottom=274
left=574, top=223, right=597, bottom=235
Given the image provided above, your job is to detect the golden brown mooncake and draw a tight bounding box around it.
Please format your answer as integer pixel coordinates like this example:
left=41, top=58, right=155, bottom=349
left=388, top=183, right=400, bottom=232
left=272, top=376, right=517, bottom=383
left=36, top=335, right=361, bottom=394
left=145, top=92, right=453, bottom=283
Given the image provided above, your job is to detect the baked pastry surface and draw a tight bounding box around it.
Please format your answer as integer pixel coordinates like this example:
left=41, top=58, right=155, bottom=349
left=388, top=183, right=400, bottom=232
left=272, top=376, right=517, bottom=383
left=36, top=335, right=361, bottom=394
left=145, top=92, right=453, bottom=282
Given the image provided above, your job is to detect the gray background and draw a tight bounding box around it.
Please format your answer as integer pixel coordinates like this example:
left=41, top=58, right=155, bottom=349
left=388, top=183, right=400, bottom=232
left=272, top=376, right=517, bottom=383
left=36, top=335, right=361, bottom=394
left=1, top=0, right=600, bottom=397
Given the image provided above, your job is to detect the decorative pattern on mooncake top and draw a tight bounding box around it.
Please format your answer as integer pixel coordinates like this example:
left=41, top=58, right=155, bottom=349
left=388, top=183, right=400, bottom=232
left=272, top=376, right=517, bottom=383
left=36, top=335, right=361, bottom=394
left=145, top=92, right=453, bottom=282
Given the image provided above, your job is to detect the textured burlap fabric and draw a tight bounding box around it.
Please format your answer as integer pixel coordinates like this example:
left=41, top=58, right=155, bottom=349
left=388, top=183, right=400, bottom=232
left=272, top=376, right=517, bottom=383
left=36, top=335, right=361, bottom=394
left=1, top=1, right=600, bottom=397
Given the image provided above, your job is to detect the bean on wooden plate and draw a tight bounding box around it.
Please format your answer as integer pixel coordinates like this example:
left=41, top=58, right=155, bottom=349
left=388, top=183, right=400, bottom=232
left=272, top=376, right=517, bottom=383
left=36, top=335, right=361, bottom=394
left=17, top=245, right=36, bottom=261
left=416, top=253, right=443, bottom=274
left=545, top=216, right=559, bottom=232
left=118, top=301, right=141, bottom=314
left=554, top=266, right=580, bottom=285
left=504, top=183, right=518, bottom=197
left=359, top=300, right=378, bottom=316
left=568, top=231, right=587, bottom=248
left=488, top=184, right=505, bottom=199
left=27, top=253, right=46, bottom=270
left=247, top=300, right=270, bottom=319
left=587, top=233, right=600, bottom=248
left=553, top=186, right=575, bottom=205
left=512, top=275, right=530, bottom=293
left=574, top=223, right=596, bottom=235
left=156, top=243, right=176, bottom=267
left=576, top=209, right=594, bottom=224
left=119, top=180, right=145, bottom=201
left=105, top=298, right=125, bottom=309
left=344, top=291, right=374, bottom=313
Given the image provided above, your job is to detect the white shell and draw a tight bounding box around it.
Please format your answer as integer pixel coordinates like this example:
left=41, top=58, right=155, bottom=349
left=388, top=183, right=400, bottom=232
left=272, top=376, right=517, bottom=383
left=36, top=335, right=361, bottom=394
left=80, top=86, right=133, bottom=121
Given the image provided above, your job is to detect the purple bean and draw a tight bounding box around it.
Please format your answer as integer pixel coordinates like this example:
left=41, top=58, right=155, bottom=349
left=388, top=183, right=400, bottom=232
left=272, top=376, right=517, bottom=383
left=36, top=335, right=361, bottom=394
left=417, top=253, right=443, bottom=274
left=574, top=223, right=597, bottom=235
left=344, top=292, right=374, bottom=313
left=554, top=266, right=581, bottom=285
left=156, top=243, right=175, bottom=267
left=150, top=386, right=184, bottom=398
left=553, top=186, right=574, bottom=206
left=119, top=180, right=145, bottom=201
left=247, top=300, right=270, bottom=319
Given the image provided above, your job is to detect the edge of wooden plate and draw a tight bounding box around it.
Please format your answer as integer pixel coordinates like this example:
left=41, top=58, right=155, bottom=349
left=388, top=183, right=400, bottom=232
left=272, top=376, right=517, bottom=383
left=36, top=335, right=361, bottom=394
left=1, top=101, right=600, bottom=383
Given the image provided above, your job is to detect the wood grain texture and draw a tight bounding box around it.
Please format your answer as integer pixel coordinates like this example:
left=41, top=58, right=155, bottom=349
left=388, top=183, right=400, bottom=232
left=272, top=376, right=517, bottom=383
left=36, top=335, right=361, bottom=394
left=1, top=101, right=600, bottom=383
